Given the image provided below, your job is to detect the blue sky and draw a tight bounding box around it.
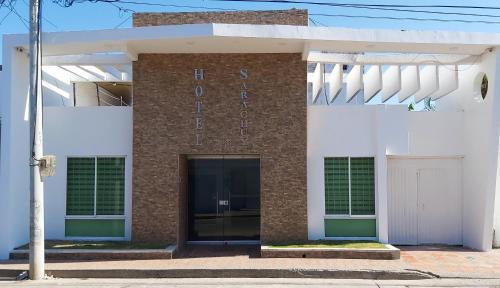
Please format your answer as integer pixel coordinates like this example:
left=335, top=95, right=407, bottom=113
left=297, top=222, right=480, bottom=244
left=1, top=0, right=500, bottom=64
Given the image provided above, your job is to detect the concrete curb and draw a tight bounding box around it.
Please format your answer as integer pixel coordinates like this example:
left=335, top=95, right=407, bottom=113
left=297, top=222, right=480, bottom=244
left=9, top=245, right=178, bottom=261
left=0, top=268, right=434, bottom=280
left=261, top=244, right=400, bottom=260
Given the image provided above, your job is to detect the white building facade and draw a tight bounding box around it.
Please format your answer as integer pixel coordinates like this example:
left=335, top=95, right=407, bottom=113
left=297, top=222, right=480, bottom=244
left=1, top=10, right=500, bottom=259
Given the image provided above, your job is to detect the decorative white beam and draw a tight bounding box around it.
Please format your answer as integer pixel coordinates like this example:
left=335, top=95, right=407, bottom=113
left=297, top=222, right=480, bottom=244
left=99, top=65, right=128, bottom=81
left=346, top=65, right=363, bottom=102
left=413, top=65, right=439, bottom=103
left=42, top=54, right=131, bottom=65
left=307, top=51, right=477, bottom=65
left=311, top=63, right=324, bottom=104
left=399, top=65, right=420, bottom=102
left=381, top=65, right=401, bottom=103
left=123, top=45, right=138, bottom=62
left=363, top=65, right=382, bottom=103
left=431, top=65, right=458, bottom=100
left=327, top=64, right=343, bottom=103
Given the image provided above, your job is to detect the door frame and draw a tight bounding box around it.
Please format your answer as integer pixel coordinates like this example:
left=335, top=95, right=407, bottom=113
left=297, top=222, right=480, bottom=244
left=185, top=155, right=261, bottom=244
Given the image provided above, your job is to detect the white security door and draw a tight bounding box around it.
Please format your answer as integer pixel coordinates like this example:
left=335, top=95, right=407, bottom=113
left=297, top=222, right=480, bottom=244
left=388, top=158, right=462, bottom=245
left=388, top=159, right=418, bottom=245
left=417, top=161, right=462, bottom=245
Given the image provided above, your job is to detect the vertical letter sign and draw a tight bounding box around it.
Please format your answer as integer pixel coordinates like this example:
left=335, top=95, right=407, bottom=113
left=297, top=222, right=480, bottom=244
left=240, top=68, right=249, bottom=145
left=194, top=69, right=204, bottom=145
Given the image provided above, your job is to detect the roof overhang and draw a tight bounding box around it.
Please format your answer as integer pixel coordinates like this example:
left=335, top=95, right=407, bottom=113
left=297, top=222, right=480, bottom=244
left=5, top=23, right=500, bottom=58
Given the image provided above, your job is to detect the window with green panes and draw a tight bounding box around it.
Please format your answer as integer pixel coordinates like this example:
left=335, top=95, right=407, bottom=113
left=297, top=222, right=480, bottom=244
left=66, top=157, right=125, bottom=216
left=96, top=158, right=125, bottom=215
left=324, top=157, right=375, bottom=216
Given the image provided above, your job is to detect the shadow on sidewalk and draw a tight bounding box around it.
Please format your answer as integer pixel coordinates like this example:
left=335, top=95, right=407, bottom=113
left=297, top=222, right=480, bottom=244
left=176, top=244, right=261, bottom=259
left=396, top=245, right=476, bottom=252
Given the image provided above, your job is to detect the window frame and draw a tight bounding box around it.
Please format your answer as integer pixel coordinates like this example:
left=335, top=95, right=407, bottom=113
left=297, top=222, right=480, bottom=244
left=324, top=156, right=376, bottom=219
left=65, top=156, right=126, bottom=220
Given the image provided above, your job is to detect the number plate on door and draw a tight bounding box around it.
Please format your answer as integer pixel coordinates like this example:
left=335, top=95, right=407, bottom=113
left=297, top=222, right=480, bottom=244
left=219, top=200, right=229, bottom=206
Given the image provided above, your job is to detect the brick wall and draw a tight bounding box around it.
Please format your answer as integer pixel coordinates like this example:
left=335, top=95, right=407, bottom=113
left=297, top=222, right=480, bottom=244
left=132, top=9, right=308, bottom=27
left=132, top=54, right=307, bottom=244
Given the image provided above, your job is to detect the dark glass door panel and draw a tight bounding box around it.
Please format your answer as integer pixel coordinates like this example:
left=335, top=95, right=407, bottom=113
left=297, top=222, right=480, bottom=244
left=187, top=157, right=260, bottom=241
left=222, top=159, right=260, bottom=240
left=188, top=159, right=224, bottom=241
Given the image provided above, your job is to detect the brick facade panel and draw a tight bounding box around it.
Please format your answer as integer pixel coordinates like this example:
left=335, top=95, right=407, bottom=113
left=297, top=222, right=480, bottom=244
left=133, top=9, right=308, bottom=27
left=132, top=54, right=307, bottom=244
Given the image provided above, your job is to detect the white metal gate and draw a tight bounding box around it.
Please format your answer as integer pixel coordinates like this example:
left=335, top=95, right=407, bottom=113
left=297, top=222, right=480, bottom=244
left=388, top=158, right=462, bottom=245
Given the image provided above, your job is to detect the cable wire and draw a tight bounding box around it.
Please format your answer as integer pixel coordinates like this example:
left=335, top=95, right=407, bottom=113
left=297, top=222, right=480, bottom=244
left=311, top=12, right=500, bottom=24
left=208, top=0, right=500, bottom=18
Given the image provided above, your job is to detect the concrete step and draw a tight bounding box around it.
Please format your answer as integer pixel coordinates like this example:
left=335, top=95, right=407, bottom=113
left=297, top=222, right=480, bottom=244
left=9, top=245, right=178, bottom=261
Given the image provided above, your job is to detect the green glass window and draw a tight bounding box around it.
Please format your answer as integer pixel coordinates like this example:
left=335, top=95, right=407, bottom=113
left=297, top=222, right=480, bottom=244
left=66, top=158, right=95, bottom=215
left=96, top=158, right=125, bottom=215
left=324, top=157, right=349, bottom=214
left=324, top=157, right=375, bottom=216
left=351, top=157, right=375, bottom=215
left=66, top=157, right=125, bottom=216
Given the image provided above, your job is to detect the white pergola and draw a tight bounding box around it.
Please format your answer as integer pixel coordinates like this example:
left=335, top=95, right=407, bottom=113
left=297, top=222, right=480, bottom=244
left=7, top=23, right=492, bottom=106
left=307, top=52, right=469, bottom=104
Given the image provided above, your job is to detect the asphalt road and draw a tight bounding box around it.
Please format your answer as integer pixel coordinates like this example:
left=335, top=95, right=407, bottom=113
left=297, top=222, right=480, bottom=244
left=2, top=278, right=500, bottom=287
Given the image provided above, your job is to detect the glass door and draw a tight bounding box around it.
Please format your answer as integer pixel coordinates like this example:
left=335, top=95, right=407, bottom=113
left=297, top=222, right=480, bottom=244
left=222, top=159, right=260, bottom=240
left=187, top=157, right=260, bottom=241
left=187, top=159, right=224, bottom=241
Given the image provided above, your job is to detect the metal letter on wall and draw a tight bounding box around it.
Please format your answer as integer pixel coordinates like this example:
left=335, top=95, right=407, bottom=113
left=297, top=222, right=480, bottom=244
left=194, top=69, right=204, bottom=145
left=240, top=68, right=249, bottom=145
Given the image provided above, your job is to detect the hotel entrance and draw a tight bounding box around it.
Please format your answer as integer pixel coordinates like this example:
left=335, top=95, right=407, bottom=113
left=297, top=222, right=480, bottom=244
left=187, top=156, right=260, bottom=242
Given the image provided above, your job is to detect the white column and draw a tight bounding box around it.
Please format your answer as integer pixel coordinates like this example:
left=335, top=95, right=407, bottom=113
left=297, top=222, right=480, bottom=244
left=0, top=41, right=31, bottom=259
left=374, top=105, right=389, bottom=243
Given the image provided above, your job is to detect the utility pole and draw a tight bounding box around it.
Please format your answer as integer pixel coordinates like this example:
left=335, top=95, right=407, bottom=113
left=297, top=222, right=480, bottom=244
left=29, top=0, right=45, bottom=280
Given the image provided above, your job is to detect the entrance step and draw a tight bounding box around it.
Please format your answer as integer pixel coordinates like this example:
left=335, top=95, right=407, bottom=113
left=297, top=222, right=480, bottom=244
left=261, top=244, right=400, bottom=260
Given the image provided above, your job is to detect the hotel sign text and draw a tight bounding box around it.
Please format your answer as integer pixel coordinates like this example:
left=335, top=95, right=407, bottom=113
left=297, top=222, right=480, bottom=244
left=194, top=69, right=204, bottom=145
left=240, top=68, right=249, bottom=146
left=193, top=68, right=251, bottom=146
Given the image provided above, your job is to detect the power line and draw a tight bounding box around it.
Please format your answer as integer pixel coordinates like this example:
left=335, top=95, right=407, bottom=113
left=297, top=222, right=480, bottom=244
left=7, top=0, right=29, bottom=29
left=48, top=0, right=500, bottom=26
left=311, top=12, right=500, bottom=24
left=109, top=2, right=134, bottom=28
left=53, top=0, right=235, bottom=10
left=207, top=0, right=500, bottom=19
left=116, top=1, right=234, bottom=11
left=21, top=0, right=59, bottom=29
left=206, top=0, right=500, bottom=11
left=0, top=3, right=13, bottom=25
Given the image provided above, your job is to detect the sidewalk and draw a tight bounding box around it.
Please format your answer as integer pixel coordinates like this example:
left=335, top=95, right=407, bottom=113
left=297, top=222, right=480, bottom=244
left=0, top=246, right=499, bottom=280
left=399, top=246, right=500, bottom=279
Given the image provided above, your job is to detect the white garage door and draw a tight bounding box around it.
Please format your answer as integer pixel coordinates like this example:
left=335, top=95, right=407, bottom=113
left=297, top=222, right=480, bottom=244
left=388, top=158, right=462, bottom=245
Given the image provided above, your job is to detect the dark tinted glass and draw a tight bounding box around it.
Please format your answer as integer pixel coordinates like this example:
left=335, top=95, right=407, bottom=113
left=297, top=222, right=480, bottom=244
left=187, top=158, right=260, bottom=241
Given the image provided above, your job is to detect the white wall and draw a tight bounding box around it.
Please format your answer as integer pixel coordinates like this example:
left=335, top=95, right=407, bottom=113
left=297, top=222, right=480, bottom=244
left=0, top=42, right=31, bottom=260
left=0, top=39, right=134, bottom=258
left=43, top=106, right=133, bottom=240
left=307, top=50, right=500, bottom=251
left=457, top=50, right=500, bottom=251
left=307, top=104, right=465, bottom=244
